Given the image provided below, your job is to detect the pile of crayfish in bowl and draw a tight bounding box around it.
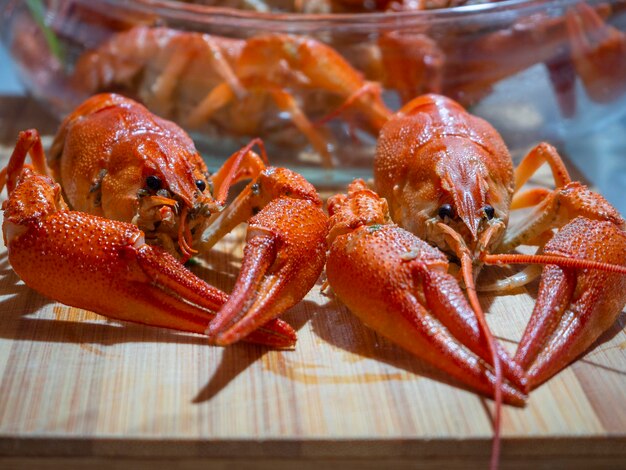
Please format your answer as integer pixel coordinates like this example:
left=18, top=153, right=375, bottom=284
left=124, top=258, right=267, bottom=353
left=3, top=3, right=626, bottom=469
left=13, top=0, right=625, bottom=164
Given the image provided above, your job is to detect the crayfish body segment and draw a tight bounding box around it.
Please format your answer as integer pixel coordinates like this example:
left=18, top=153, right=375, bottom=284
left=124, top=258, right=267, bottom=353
left=49, top=92, right=217, bottom=261
left=374, top=93, right=514, bottom=261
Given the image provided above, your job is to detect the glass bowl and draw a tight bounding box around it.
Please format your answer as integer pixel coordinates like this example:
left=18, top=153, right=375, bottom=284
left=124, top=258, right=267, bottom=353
left=2, top=0, right=626, bottom=186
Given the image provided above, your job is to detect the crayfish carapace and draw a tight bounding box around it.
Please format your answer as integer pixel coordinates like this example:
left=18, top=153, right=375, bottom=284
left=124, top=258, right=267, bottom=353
left=1, top=93, right=329, bottom=348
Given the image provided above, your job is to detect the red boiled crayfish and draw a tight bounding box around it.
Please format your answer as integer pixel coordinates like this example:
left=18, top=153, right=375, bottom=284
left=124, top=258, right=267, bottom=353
left=326, top=93, right=626, bottom=466
left=376, top=2, right=626, bottom=112
left=0, top=93, right=329, bottom=348
left=71, top=27, right=392, bottom=167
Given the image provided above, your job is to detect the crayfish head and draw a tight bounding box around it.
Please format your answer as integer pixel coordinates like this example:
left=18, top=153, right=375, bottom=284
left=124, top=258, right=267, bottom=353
left=426, top=142, right=511, bottom=261
left=108, top=135, right=219, bottom=258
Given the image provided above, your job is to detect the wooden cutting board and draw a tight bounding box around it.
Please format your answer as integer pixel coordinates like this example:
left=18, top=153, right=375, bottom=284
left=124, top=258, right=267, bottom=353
left=0, top=97, right=625, bottom=470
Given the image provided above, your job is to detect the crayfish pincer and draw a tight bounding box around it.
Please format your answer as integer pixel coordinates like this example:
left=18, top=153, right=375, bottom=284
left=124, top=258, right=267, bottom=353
left=0, top=93, right=328, bottom=348
left=326, top=180, right=528, bottom=405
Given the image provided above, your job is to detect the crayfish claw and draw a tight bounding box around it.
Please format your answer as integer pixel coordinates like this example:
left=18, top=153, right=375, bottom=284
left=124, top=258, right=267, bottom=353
left=327, top=222, right=527, bottom=404
left=198, top=162, right=328, bottom=346
left=515, top=217, right=626, bottom=388
left=326, top=181, right=527, bottom=404
left=206, top=196, right=328, bottom=346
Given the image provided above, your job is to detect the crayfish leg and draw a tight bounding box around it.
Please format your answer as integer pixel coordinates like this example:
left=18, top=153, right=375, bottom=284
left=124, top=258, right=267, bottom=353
left=186, top=82, right=236, bottom=128
left=512, top=142, right=571, bottom=194
left=209, top=138, right=268, bottom=206
left=1, top=129, right=51, bottom=193
left=377, top=31, right=445, bottom=104
left=201, top=158, right=323, bottom=252
left=502, top=143, right=623, bottom=252
left=267, top=89, right=334, bottom=168
left=566, top=2, right=626, bottom=103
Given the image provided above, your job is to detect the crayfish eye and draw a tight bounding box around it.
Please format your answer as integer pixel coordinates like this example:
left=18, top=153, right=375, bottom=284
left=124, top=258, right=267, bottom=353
left=484, top=205, right=495, bottom=220
left=438, top=204, right=454, bottom=220
left=195, top=179, right=207, bottom=192
left=146, top=175, right=162, bottom=191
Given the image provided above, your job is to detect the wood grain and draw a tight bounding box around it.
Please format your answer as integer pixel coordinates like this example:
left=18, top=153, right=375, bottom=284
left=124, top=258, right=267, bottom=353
left=0, top=97, right=625, bottom=469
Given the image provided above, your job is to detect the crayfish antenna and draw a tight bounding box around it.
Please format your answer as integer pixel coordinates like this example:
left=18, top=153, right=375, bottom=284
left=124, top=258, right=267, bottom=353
left=483, top=252, right=626, bottom=275
left=461, top=253, right=503, bottom=470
